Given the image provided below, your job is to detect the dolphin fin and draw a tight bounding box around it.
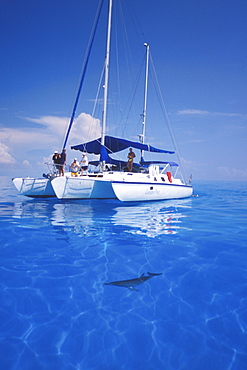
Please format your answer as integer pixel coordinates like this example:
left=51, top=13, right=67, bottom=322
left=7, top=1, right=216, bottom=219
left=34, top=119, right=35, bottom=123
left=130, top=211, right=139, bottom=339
left=147, top=272, right=163, bottom=276
left=129, top=286, right=139, bottom=291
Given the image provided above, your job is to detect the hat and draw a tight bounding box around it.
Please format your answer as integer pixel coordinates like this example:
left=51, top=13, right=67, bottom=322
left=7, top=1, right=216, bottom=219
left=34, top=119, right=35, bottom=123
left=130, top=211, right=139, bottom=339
left=54, top=151, right=58, bottom=153
left=74, top=158, right=77, bottom=160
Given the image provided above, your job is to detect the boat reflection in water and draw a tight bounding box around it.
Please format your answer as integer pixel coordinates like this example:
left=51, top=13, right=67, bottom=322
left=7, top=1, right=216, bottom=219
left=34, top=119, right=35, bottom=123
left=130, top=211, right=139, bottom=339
left=50, top=202, right=95, bottom=238
left=11, top=200, right=96, bottom=237
left=111, top=199, right=192, bottom=238
left=11, top=197, right=192, bottom=239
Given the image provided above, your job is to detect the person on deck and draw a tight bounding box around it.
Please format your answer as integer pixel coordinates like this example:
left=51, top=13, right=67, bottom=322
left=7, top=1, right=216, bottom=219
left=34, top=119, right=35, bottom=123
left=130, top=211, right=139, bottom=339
left=52, top=151, right=61, bottom=174
left=127, top=148, right=136, bottom=172
left=59, top=148, right=66, bottom=176
left=80, top=153, right=89, bottom=176
left=70, top=158, right=80, bottom=177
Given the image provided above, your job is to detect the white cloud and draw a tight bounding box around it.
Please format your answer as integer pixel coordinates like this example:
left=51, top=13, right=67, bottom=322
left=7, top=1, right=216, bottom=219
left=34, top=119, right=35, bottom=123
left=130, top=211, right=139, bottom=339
left=0, top=127, right=56, bottom=146
left=24, top=112, right=101, bottom=144
left=178, top=109, right=210, bottom=115
left=22, top=160, right=32, bottom=168
left=178, top=109, right=245, bottom=117
left=25, top=115, right=68, bottom=133
left=0, top=112, right=101, bottom=153
left=69, top=113, right=101, bottom=143
left=0, top=112, right=101, bottom=174
left=0, top=142, right=16, bottom=164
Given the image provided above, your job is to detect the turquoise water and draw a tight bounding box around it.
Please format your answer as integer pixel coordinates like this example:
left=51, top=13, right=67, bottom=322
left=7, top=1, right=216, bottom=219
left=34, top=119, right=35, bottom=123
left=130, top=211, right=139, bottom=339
left=0, top=177, right=246, bottom=369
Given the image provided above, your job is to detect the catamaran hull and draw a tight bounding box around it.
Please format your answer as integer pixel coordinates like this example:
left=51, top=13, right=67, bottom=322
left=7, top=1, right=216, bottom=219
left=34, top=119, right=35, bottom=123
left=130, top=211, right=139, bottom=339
left=51, top=171, right=192, bottom=201
left=12, top=177, right=56, bottom=198
left=51, top=176, right=116, bottom=199
left=112, top=181, right=193, bottom=202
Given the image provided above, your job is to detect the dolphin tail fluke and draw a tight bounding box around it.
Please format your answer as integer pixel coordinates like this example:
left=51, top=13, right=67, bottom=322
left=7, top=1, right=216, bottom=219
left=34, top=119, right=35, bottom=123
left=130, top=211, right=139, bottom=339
left=147, top=272, right=163, bottom=276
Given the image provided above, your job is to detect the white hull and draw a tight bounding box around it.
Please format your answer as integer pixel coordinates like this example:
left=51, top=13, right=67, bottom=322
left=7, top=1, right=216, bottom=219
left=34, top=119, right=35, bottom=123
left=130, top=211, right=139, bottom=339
left=109, top=170, right=193, bottom=202
left=12, top=177, right=56, bottom=198
left=112, top=180, right=193, bottom=202
left=51, top=170, right=192, bottom=202
left=51, top=174, right=116, bottom=199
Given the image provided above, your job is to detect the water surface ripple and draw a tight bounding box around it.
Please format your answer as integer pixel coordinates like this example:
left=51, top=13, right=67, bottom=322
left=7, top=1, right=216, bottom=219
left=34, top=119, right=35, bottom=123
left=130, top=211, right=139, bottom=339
left=0, top=178, right=246, bottom=369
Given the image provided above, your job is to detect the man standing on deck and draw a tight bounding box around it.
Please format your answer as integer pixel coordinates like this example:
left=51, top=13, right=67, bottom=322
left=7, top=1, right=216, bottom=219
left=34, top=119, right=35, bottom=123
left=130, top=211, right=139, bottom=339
left=127, top=148, right=135, bottom=172
left=52, top=151, right=61, bottom=174
left=80, top=153, right=89, bottom=175
left=59, top=148, right=66, bottom=176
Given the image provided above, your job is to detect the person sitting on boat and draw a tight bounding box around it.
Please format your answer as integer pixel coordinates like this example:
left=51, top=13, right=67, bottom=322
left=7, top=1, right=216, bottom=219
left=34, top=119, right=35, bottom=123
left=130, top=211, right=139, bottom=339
left=127, top=148, right=136, bottom=172
left=52, top=151, right=61, bottom=174
left=70, top=158, right=80, bottom=177
left=80, top=153, right=89, bottom=176
left=59, top=148, right=66, bottom=176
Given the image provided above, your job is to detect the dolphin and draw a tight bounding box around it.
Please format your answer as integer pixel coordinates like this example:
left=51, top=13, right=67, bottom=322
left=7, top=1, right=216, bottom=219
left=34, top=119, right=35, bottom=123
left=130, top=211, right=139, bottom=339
left=104, top=272, right=162, bottom=291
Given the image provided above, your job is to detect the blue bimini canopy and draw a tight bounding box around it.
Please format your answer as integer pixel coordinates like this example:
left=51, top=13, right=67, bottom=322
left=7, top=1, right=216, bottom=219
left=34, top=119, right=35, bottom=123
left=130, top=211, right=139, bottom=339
left=71, top=135, right=175, bottom=155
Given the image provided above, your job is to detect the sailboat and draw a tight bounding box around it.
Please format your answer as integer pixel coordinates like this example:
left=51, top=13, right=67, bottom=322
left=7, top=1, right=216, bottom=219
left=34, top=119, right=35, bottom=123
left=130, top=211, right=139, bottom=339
left=51, top=0, right=193, bottom=201
left=13, top=0, right=193, bottom=202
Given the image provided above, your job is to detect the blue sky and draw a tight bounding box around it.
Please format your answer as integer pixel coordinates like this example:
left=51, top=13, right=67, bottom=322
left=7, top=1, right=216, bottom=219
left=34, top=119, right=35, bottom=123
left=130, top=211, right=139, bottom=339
left=1, top=0, right=246, bottom=181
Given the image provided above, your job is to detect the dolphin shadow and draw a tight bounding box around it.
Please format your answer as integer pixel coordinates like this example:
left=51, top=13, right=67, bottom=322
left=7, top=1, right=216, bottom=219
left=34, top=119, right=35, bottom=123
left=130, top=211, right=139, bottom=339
left=104, top=272, right=162, bottom=291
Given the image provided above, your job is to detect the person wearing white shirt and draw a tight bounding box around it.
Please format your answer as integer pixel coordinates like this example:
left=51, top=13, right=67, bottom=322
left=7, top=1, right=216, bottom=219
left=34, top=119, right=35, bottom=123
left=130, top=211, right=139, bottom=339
left=80, top=153, right=89, bottom=175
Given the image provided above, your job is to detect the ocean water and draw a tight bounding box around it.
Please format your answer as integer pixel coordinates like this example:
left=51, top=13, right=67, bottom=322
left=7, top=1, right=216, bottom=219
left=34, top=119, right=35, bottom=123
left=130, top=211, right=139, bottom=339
left=0, top=177, right=246, bottom=370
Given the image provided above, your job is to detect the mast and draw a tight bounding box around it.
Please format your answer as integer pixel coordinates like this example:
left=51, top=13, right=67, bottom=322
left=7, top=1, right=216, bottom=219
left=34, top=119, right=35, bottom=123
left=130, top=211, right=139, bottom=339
left=140, top=43, right=150, bottom=162
left=101, top=0, right=113, bottom=171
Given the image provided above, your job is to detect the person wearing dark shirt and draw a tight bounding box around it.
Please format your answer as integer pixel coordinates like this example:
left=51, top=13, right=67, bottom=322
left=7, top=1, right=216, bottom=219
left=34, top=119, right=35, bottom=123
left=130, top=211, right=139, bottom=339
left=59, top=148, right=66, bottom=176
left=52, top=151, right=61, bottom=174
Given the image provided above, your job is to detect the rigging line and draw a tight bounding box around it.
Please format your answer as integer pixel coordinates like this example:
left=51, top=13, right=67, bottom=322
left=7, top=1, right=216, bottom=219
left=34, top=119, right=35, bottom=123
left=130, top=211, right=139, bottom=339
left=113, top=2, right=122, bottom=118
left=120, top=58, right=145, bottom=137
left=149, top=52, right=187, bottom=183
left=88, top=65, right=105, bottom=139
left=62, top=0, right=104, bottom=150
left=118, top=0, right=135, bottom=94
left=113, top=43, right=145, bottom=139
left=125, top=0, right=147, bottom=51
left=92, top=65, right=105, bottom=117
left=117, top=0, right=144, bottom=131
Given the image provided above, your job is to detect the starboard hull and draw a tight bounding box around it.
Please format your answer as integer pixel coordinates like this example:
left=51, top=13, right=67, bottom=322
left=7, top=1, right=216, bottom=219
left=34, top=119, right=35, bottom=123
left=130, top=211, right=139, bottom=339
left=112, top=181, right=193, bottom=202
left=12, top=177, right=56, bottom=198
